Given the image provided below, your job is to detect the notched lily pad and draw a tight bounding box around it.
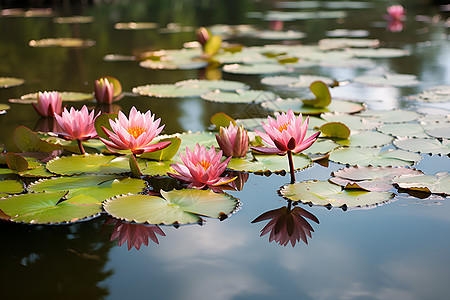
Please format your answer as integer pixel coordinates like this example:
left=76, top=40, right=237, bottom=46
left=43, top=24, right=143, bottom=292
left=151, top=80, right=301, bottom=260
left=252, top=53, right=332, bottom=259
left=393, top=138, right=450, bottom=155
left=227, top=153, right=312, bottom=174
left=0, top=77, right=24, bottom=88
left=329, top=147, right=422, bottom=167
left=330, top=166, right=423, bottom=192
left=279, top=180, right=394, bottom=208
left=393, top=172, right=449, bottom=195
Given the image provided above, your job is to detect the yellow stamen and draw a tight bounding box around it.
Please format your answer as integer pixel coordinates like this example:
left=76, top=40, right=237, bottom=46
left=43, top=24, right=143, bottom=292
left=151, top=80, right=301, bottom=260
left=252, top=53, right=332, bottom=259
left=278, top=122, right=290, bottom=132
left=198, top=159, right=212, bottom=170
left=127, top=126, right=146, bottom=139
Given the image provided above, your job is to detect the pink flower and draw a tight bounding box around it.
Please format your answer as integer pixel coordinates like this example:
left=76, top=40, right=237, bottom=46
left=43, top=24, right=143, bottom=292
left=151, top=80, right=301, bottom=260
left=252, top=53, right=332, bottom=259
left=168, top=144, right=235, bottom=191
left=107, top=218, right=166, bottom=250
left=251, top=109, right=320, bottom=155
left=215, top=122, right=249, bottom=158
left=94, top=77, right=114, bottom=104
left=32, top=91, right=62, bottom=117
left=252, top=205, right=319, bottom=247
left=99, top=106, right=170, bottom=155
left=54, top=105, right=99, bottom=141
left=387, top=5, right=405, bottom=20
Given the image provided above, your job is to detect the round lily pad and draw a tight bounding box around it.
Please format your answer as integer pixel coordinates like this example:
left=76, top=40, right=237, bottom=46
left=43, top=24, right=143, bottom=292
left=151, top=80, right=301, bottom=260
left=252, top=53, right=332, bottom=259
left=356, top=110, right=420, bottom=124
left=104, top=189, right=239, bottom=225
left=393, top=138, right=450, bottom=155
left=53, top=16, right=94, bottom=24
left=0, top=191, right=101, bottom=224
left=321, top=112, right=380, bottom=131
left=29, top=38, right=96, bottom=48
left=10, top=91, right=94, bottom=104
left=114, top=22, right=158, bottom=30
left=223, top=63, right=288, bottom=75
left=0, top=179, right=24, bottom=198
left=392, top=172, right=449, bottom=195
left=255, top=30, right=306, bottom=40
left=320, top=122, right=351, bottom=139
left=261, top=75, right=335, bottom=87
left=318, top=38, right=380, bottom=50
left=305, top=139, right=340, bottom=155
left=279, top=180, right=394, bottom=208
left=354, top=73, right=420, bottom=87
left=0, top=77, right=24, bottom=88
left=175, top=79, right=249, bottom=91
left=227, top=153, right=312, bottom=174
left=378, top=123, right=428, bottom=138
left=132, top=84, right=208, bottom=98
left=201, top=89, right=276, bottom=104
left=407, top=85, right=450, bottom=103
left=262, top=98, right=364, bottom=115
left=346, top=48, right=410, bottom=58
left=336, top=131, right=393, bottom=148
left=139, top=59, right=208, bottom=70
left=329, top=148, right=422, bottom=167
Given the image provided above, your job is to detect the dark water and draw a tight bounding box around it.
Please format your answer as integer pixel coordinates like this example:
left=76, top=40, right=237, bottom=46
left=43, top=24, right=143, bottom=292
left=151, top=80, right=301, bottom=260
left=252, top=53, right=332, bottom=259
left=1, top=0, right=449, bottom=299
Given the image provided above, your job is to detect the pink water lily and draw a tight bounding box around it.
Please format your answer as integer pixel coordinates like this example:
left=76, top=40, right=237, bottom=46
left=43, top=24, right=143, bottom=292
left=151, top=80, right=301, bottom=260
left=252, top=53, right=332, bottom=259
left=386, top=5, right=405, bottom=20
left=54, top=105, right=99, bottom=141
left=99, top=106, right=170, bottom=155
left=168, top=144, right=236, bottom=192
left=215, top=122, right=249, bottom=158
left=94, top=77, right=114, bottom=104
left=32, top=91, right=62, bottom=117
left=252, top=109, right=320, bottom=155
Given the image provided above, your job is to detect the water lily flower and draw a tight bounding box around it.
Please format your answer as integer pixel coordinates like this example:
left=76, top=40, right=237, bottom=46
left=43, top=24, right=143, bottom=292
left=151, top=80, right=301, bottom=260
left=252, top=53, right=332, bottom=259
left=251, top=109, right=320, bottom=183
left=32, top=91, right=62, bottom=117
left=54, top=105, right=100, bottom=154
left=386, top=5, right=405, bottom=21
left=94, top=77, right=114, bottom=104
left=215, top=122, right=249, bottom=158
left=196, top=26, right=210, bottom=47
left=99, top=106, right=170, bottom=155
left=168, top=144, right=236, bottom=192
left=252, top=203, right=319, bottom=247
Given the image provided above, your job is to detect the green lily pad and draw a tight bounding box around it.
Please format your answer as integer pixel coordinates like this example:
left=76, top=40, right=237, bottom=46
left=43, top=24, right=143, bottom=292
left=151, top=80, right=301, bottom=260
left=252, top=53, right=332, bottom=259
left=223, top=63, right=287, bottom=75
left=321, top=112, right=380, bottom=131
left=262, top=98, right=364, bottom=115
left=0, top=77, right=24, bottom=88
left=346, top=48, right=410, bottom=58
left=18, top=164, right=54, bottom=178
left=227, top=153, right=312, bottom=174
left=302, top=81, right=332, bottom=108
left=0, top=191, right=101, bottom=224
left=354, top=73, right=420, bottom=87
left=6, top=153, right=28, bottom=173
left=29, top=38, right=96, bottom=48
left=378, top=123, right=428, bottom=138
left=53, top=16, right=94, bottom=24
left=139, top=59, right=208, bottom=70
left=318, top=38, right=380, bottom=50
left=422, top=123, right=450, bottom=139
left=29, top=174, right=146, bottom=204
left=407, top=85, right=450, bottom=103
left=261, top=75, right=335, bottom=88
left=132, top=84, right=208, bottom=98
left=336, top=131, right=393, bottom=148
left=329, top=148, right=422, bottom=167
left=305, top=139, right=340, bottom=155
left=393, top=138, right=450, bottom=155
left=330, top=166, right=423, bottom=192
left=14, top=126, right=61, bottom=152
left=201, top=89, right=276, bottom=104
left=175, top=79, right=249, bottom=91
left=10, top=91, right=94, bottom=104
left=356, top=110, right=420, bottom=124
left=279, top=180, right=394, bottom=208
left=114, top=22, right=158, bottom=30
left=139, top=137, right=181, bottom=161
left=104, top=189, right=239, bottom=225
left=392, top=172, right=450, bottom=195
left=141, top=160, right=175, bottom=176
left=0, top=179, right=24, bottom=198
left=170, top=131, right=218, bottom=158
left=210, top=112, right=236, bottom=129
left=320, top=122, right=351, bottom=139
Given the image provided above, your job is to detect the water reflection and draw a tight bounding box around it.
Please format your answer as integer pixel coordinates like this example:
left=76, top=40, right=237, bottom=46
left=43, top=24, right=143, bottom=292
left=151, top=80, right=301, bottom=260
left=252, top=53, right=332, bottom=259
left=252, top=201, right=319, bottom=247
left=104, top=218, right=166, bottom=251
left=387, top=19, right=405, bottom=32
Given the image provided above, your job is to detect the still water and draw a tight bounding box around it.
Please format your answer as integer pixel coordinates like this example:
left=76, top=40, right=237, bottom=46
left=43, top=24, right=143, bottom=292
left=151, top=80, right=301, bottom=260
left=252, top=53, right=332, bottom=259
left=1, top=0, right=449, bottom=299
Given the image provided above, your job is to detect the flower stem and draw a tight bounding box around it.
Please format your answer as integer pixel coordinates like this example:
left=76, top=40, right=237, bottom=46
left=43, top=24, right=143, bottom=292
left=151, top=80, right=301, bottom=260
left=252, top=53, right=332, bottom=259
left=77, top=139, right=85, bottom=154
left=129, top=153, right=142, bottom=178
left=287, top=150, right=295, bottom=184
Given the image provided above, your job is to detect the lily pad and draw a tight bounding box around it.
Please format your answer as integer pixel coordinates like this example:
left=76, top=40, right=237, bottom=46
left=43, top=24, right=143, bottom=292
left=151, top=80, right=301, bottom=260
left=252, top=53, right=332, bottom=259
left=422, top=123, right=450, bottom=139
left=0, top=77, right=24, bottom=88
left=407, top=85, right=450, bottom=103
left=0, top=179, right=24, bottom=198
left=393, top=138, right=450, bottom=155
left=255, top=30, right=306, bottom=40
left=305, top=139, right=340, bottom=155
left=223, top=63, right=287, bottom=75
left=28, top=174, right=146, bottom=204
left=6, top=153, right=28, bottom=173
left=329, top=148, right=422, bottom=167
left=141, top=160, right=175, bottom=176
left=53, top=16, right=94, bottom=24
left=132, top=84, right=208, bottom=98
left=210, top=112, right=236, bottom=129
left=320, top=122, right=351, bottom=139
left=356, top=110, right=420, bottom=124
left=346, top=48, right=410, bottom=58
left=139, top=59, right=208, bottom=70
left=321, top=113, right=380, bottom=131
left=262, top=98, right=364, bottom=115
left=330, top=166, right=423, bottom=192
left=201, top=89, right=276, bottom=104
left=29, top=38, right=96, bottom=48
left=354, top=73, right=420, bottom=87
left=336, top=131, right=393, bottom=148
left=104, top=189, right=239, bottom=225
left=139, top=137, right=181, bottom=161
left=170, top=131, right=218, bottom=157
left=392, top=172, right=450, bottom=195
left=14, top=126, right=61, bottom=152
left=318, top=38, right=380, bottom=50
left=227, top=153, right=312, bottom=174
left=10, top=91, right=94, bottom=104
left=0, top=191, right=101, bottom=224
left=175, top=79, right=249, bottom=91
left=261, top=75, right=334, bottom=87
left=279, top=180, right=394, bottom=208
left=378, top=123, right=428, bottom=138
left=114, top=22, right=158, bottom=30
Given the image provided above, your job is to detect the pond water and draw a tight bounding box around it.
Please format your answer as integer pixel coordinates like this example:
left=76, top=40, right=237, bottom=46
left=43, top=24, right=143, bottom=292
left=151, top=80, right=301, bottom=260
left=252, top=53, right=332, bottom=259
left=1, top=0, right=450, bottom=299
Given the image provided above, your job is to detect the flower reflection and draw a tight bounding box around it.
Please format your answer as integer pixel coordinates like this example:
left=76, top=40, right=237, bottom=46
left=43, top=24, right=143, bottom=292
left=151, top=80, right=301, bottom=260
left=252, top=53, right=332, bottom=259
left=252, top=201, right=319, bottom=247
left=387, top=19, right=404, bottom=32
left=106, top=218, right=166, bottom=250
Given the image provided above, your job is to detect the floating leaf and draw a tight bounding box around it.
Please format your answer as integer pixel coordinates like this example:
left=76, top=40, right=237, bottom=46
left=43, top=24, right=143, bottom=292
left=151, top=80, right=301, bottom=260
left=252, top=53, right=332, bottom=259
left=227, top=154, right=312, bottom=174
left=378, top=123, right=428, bottom=138
left=132, top=84, right=208, bottom=98
left=407, top=85, right=450, bottom=103
left=346, top=48, right=410, bottom=58
left=356, top=110, right=419, bottom=124
left=320, top=122, right=350, bottom=139
left=94, top=113, right=118, bottom=140
left=141, top=160, right=175, bottom=176
left=0, top=191, right=101, bottom=224
left=14, top=126, right=61, bottom=152
left=255, top=30, right=306, bottom=40
left=393, top=138, right=450, bottom=155
left=0, top=77, right=24, bottom=88
left=261, top=75, right=334, bottom=87
left=329, top=148, right=422, bottom=167
left=6, top=153, right=28, bottom=173
left=104, top=189, right=239, bottom=224
left=10, top=91, right=94, bottom=104
left=201, top=89, right=276, bottom=104
left=210, top=112, right=236, bottom=129
left=53, top=16, right=94, bottom=24
left=114, top=22, right=158, bottom=30
left=321, top=112, right=380, bottom=131
left=171, top=131, right=218, bottom=157
left=29, top=38, right=95, bottom=48
left=354, top=73, right=420, bottom=87
left=0, top=179, right=24, bottom=197
left=330, top=166, right=423, bottom=192
left=318, top=38, right=380, bottom=50
left=175, top=79, right=249, bottom=91
left=139, top=137, right=181, bottom=161
left=305, top=139, right=340, bottom=155
left=223, top=63, right=287, bottom=75
left=28, top=174, right=146, bottom=204
left=422, top=123, right=450, bottom=139
left=336, top=131, right=393, bottom=148
left=262, top=98, right=364, bottom=115
left=279, top=180, right=393, bottom=208
left=393, top=172, right=449, bottom=195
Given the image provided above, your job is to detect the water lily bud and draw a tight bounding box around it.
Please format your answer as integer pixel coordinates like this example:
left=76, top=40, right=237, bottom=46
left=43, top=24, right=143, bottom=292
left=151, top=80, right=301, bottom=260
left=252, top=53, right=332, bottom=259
left=216, top=122, right=249, bottom=158
left=196, top=27, right=210, bottom=47
left=32, top=91, right=62, bottom=117
left=94, top=77, right=114, bottom=104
